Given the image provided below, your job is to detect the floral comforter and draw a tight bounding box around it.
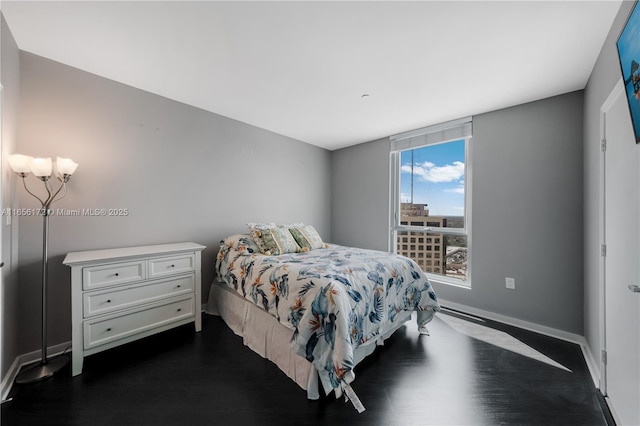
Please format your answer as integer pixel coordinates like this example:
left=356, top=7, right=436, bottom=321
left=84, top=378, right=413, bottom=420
left=216, top=239, right=440, bottom=399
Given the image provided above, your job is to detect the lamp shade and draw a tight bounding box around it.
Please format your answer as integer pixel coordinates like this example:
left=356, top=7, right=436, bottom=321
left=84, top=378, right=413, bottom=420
left=8, top=154, right=34, bottom=174
left=56, top=157, right=79, bottom=176
left=30, top=158, right=53, bottom=177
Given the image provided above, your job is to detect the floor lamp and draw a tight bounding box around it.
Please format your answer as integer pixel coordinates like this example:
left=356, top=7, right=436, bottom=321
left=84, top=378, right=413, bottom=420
left=9, top=155, right=79, bottom=384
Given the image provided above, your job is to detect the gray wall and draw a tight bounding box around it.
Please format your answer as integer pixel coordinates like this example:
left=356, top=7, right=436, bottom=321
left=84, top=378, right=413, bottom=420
left=14, top=52, right=331, bottom=356
left=331, top=137, right=390, bottom=251
left=1, top=12, right=21, bottom=379
left=331, top=91, right=585, bottom=334
left=583, top=0, right=636, bottom=367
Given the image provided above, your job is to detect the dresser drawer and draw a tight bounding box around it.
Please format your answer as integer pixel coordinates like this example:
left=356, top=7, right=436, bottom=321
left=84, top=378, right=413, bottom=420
left=83, top=296, right=195, bottom=350
left=83, top=275, right=195, bottom=318
left=83, top=261, right=146, bottom=290
left=149, top=254, right=195, bottom=278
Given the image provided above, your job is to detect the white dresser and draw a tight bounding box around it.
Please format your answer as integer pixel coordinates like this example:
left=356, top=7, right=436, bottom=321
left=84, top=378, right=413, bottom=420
left=63, top=242, right=206, bottom=376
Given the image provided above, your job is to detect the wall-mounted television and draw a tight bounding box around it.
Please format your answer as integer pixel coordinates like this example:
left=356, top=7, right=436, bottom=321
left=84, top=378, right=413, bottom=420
left=617, top=1, right=640, bottom=143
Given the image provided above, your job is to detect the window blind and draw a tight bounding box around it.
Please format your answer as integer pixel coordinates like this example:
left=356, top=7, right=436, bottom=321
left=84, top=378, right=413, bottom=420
left=390, top=116, right=472, bottom=152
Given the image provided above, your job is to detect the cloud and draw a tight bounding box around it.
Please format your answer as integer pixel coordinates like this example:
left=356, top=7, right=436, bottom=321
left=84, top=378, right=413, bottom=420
left=446, top=186, right=465, bottom=194
left=401, top=161, right=465, bottom=183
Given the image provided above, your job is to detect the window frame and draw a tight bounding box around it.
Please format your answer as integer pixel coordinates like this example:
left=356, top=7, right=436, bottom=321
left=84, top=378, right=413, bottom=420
left=389, top=119, right=472, bottom=288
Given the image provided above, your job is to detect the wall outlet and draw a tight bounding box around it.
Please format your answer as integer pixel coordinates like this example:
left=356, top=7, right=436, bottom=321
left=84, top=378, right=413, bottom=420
left=505, top=277, right=516, bottom=289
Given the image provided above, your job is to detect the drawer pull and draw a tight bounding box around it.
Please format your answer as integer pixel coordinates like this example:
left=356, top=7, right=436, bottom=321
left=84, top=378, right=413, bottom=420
left=106, top=299, right=111, bottom=303
left=176, top=285, right=181, bottom=288
left=114, top=273, right=119, bottom=277
left=171, top=264, right=175, bottom=268
left=106, top=328, right=112, bottom=332
left=177, top=308, right=182, bottom=312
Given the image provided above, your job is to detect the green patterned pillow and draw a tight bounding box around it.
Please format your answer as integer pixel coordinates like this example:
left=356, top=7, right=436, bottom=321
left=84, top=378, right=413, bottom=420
left=273, top=225, right=301, bottom=253
left=289, top=224, right=326, bottom=252
left=247, top=223, right=300, bottom=255
left=247, top=222, right=276, bottom=255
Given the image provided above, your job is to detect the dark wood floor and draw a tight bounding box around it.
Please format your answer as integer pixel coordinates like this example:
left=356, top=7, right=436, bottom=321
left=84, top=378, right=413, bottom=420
left=2, top=309, right=614, bottom=426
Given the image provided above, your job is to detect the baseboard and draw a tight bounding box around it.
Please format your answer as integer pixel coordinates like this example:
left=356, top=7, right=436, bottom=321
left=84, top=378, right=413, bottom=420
left=1, top=356, right=22, bottom=402
left=438, top=299, right=601, bottom=389
left=580, top=341, right=601, bottom=391
left=1, top=341, right=71, bottom=402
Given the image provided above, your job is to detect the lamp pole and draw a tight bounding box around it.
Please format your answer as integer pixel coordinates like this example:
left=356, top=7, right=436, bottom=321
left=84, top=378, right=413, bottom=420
left=9, top=156, right=78, bottom=384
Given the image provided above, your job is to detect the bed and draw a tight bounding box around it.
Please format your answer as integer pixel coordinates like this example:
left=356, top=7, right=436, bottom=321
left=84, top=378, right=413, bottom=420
left=207, top=229, right=440, bottom=412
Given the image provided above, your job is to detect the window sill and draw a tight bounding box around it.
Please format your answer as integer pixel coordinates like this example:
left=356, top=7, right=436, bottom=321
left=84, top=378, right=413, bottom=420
left=426, top=274, right=471, bottom=290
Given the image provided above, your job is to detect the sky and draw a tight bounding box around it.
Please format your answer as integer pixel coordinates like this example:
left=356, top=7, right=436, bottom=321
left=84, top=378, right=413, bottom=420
left=400, top=139, right=465, bottom=216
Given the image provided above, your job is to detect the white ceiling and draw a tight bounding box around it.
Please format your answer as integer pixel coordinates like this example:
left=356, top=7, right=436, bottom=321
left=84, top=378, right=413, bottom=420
left=1, top=1, right=623, bottom=151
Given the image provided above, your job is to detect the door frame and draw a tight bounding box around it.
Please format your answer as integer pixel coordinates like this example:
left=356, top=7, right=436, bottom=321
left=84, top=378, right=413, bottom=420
left=599, top=78, right=625, bottom=394
left=0, top=84, right=3, bottom=403
left=598, top=77, right=625, bottom=414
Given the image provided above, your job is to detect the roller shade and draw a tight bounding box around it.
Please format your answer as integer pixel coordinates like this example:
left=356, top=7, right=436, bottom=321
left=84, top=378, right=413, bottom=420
left=390, top=116, right=472, bottom=152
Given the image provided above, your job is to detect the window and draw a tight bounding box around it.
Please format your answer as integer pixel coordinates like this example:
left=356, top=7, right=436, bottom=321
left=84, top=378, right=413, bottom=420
left=390, top=117, right=471, bottom=286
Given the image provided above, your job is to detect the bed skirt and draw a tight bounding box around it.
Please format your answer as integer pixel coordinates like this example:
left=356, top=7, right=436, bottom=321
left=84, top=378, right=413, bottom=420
left=206, top=281, right=412, bottom=400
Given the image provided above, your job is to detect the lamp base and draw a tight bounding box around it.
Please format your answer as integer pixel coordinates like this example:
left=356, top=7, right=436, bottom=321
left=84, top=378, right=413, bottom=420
left=15, top=356, right=69, bottom=385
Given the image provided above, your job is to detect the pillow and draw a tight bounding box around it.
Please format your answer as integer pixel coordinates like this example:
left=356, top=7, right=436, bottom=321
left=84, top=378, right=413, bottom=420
left=247, top=222, right=275, bottom=254
left=279, top=222, right=305, bottom=230
left=247, top=223, right=300, bottom=255
left=289, top=224, right=326, bottom=252
left=273, top=225, right=302, bottom=253
left=222, top=234, right=260, bottom=255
